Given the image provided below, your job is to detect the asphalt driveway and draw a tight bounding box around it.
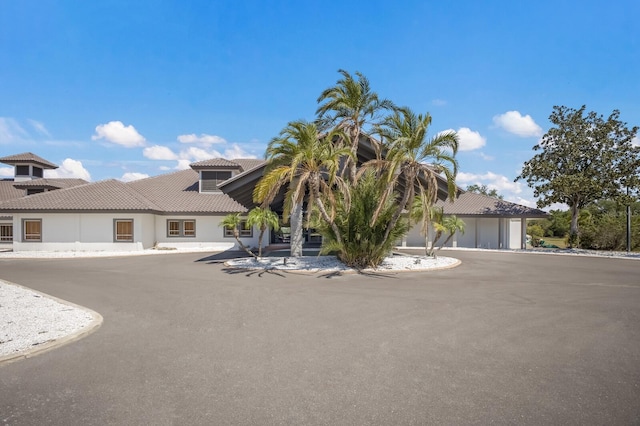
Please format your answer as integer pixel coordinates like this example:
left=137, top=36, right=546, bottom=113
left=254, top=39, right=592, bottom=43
left=1, top=250, right=639, bottom=425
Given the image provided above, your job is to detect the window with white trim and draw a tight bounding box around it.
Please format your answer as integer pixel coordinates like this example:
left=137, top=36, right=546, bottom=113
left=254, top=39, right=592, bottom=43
left=167, top=220, right=196, bottom=237
left=1, top=224, right=14, bottom=242
left=224, top=220, right=252, bottom=238
left=22, top=219, right=41, bottom=242
left=114, top=219, right=134, bottom=242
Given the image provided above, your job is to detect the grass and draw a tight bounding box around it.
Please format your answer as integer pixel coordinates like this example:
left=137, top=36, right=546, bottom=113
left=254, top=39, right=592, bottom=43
left=539, top=236, right=567, bottom=249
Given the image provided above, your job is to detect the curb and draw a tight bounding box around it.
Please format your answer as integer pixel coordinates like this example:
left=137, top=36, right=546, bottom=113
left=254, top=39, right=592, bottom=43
left=0, top=280, right=103, bottom=366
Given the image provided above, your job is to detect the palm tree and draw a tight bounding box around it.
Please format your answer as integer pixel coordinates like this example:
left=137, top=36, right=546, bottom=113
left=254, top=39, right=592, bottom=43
left=220, top=213, right=256, bottom=258
left=246, top=207, right=280, bottom=257
left=253, top=120, right=353, bottom=256
left=364, top=108, right=459, bottom=246
left=316, top=69, right=394, bottom=182
left=429, top=215, right=465, bottom=257
left=410, top=196, right=443, bottom=257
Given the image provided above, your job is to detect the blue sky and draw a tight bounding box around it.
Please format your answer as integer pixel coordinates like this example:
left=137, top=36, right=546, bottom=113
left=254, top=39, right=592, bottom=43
left=1, top=0, right=638, bottom=208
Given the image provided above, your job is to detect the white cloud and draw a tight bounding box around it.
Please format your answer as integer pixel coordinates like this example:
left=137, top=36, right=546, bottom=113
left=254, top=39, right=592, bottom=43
left=175, top=159, right=192, bottom=170
left=632, top=136, right=639, bottom=147
left=456, top=171, right=523, bottom=194
left=179, top=146, right=223, bottom=162
left=493, top=111, right=543, bottom=137
left=159, top=166, right=171, bottom=171
left=92, top=121, right=146, bottom=147
left=120, top=172, right=150, bottom=182
left=431, top=99, right=447, bottom=106
left=479, top=152, right=494, bottom=161
left=44, top=158, right=91, bottom=181
left=0, top=117, right=29, bottom=143
left=444, top=127, right=486, bottom=151
left=27, top=119, right=51, bottom=137
left=143, top=145, right=178, bottom=160
left=177, top=133, right=226, bottom=145
left=0, top=167, right=13, bottom=177
left=223, top=144, right=257, bottom=159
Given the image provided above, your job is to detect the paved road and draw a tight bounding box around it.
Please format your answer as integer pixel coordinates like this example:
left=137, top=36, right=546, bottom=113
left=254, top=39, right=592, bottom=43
left=1, top=250, right=639, bottom=425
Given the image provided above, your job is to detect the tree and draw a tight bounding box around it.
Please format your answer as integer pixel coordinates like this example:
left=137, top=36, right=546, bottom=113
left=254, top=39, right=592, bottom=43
left=410, top=196, right=442, bottom=257
left=246, top=207, right=280, bottom=258
left=316, top=69, right=395, bottom=182
left=516, top=105, right=639, bottom=247
left=318, top=170, right=408, bottom=269
left=429, top=214, right=465, bottom=257
left=466, top=184, right=503, bottom=199
left=365, top=108, right=459, bottom=246
left=253, top=120, right=353, bottom=257
left=220, top=213, right=256, bottom=258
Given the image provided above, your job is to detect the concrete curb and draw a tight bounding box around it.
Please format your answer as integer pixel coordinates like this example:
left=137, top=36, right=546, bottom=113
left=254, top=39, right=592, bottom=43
left=0, top=280, right=103, bottom=366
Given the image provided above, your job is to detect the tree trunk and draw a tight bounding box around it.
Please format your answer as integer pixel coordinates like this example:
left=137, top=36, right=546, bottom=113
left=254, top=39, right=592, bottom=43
left=349, top=127, right=360, bottom=183
left=569, top=203, right=579, bottom=248
left=290, top=201, right=304, bottom=257
left=257, top=227, right=265, bottom=257
left=234, top=230, right=256, bottom=258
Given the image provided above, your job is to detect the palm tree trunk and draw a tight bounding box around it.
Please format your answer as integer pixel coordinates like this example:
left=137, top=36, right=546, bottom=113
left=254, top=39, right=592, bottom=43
left=234, top=230, right=256, bottom=258
left=382, top=171, right=414, bottom=246
left=290, top=201, right=304, bottom=257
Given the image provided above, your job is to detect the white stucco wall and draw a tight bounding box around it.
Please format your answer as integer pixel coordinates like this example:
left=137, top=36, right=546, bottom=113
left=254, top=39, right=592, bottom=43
left=11, top=213, right=155, bottom=252
left=509, top=218, right=523, bottom=249
left=153, top=215, right=263, bottom=251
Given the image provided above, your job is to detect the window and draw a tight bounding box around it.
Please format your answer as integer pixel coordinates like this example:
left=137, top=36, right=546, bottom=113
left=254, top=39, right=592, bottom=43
left=33, top=167, right=43, bottom=178
left=27, top=188, right=45, bottom=195
left=16, top=165, right=29, bottom=176
left=200, top=171, right=232, bottom=192
left=0, top=224, right=13, bottom=242
left=22, top=219, right=41, bottom=242
left=224, top=220, right=252, bottom=238
left=167, top=220, right=196, bottom=237
left=114, top=219, right=133, bottom=242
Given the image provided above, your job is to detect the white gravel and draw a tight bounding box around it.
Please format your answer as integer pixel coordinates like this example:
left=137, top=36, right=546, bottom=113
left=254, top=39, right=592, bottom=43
left=0, top=281, right=96, bottom=358
left=225, top=253, right=460, bottom=272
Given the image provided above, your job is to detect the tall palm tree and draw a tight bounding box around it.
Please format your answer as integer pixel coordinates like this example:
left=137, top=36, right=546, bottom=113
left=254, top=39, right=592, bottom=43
left=220, top=213, right=256, bottom=258
left=246, top=207, right=280, bottom=258
left=253, top=120, right=353, bottom=256
left=316, top=69, right=394, bottom=182
left=364, top=108, right=459, bottom=245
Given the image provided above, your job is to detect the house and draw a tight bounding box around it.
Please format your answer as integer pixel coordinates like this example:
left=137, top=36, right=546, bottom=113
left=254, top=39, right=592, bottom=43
left=0, top=153, right=88, bottom=245
left=403, top=192, right=548, bottom=250
left=0, top=153, right=266, bottom=252
left=0, top=150, right=547, bottom=252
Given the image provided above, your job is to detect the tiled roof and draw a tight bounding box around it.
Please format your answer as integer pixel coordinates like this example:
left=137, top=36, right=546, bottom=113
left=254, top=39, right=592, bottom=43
left=0, top=179, right=89, bottom=203
left=12, top=178, right=88, bottom=190
left=128, top=169, right=247, bottom=214
left=438, top=192, right=548, bottom=218
left=0, top=181, right=25, bottom=202
left=0, top=152, right=58, bottom=169
left=232, top=158, right=266, bottom=171
left=0, top=180, right=163, bottom=212
left=189, top=158, right=241, bottom=170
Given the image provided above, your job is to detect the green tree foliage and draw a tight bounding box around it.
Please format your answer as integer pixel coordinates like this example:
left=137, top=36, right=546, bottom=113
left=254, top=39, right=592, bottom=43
left=316, top=69, right=395, bottom=182
left=246, top=207, right=280, bottom=257
left=365, top=108, right=458, bottom=246
left=253, top=120, right=353, bottom=256
left=579, top=200, right=640, bottom=251
left=317, top=170, right=408, bottom=269
left=466, top=184, right=503, bottom=199
left=429, top=214, right=465, bottom=257
left=516, top=105, right=639, bottom=247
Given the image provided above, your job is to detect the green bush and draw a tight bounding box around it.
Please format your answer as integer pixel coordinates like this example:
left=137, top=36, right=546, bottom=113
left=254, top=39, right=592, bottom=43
left=317, top=171, right=408, bottom=269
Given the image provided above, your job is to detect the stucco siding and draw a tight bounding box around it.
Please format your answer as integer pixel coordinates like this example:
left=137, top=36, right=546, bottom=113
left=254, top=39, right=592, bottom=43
left=153, top=215, right=263, bottom=250
left=11, top=212, right=155, bottom=251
